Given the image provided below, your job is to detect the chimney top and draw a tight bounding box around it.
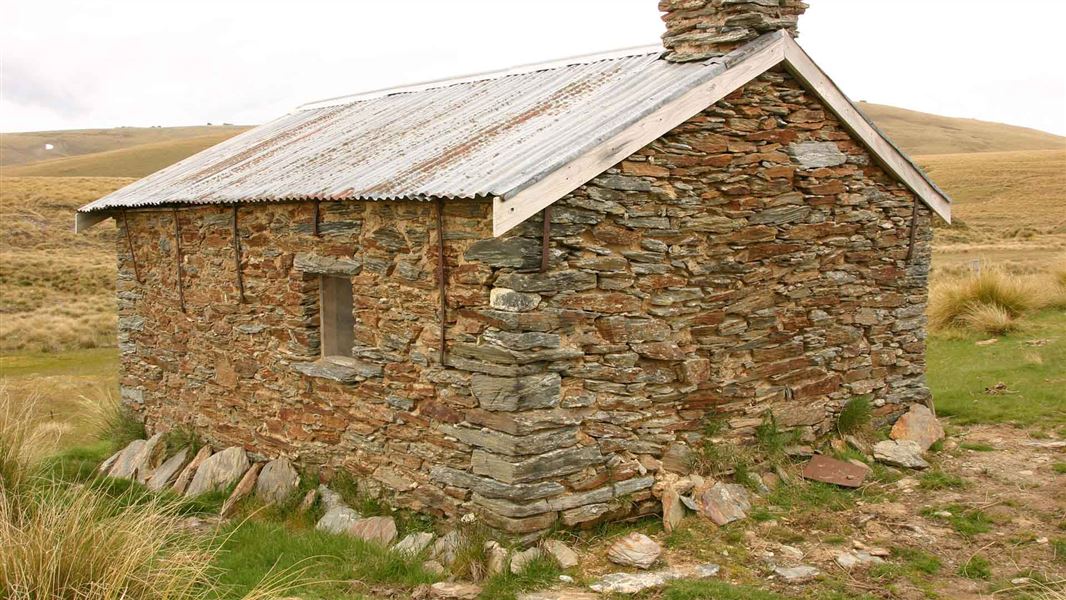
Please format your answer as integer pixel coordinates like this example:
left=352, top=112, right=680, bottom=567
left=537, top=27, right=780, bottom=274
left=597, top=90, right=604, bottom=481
left=660, top=0, right=809, bottom=62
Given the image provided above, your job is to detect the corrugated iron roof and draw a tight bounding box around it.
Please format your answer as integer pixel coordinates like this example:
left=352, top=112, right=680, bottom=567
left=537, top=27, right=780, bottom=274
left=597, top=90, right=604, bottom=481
left=79, top=46, right=719, bottom=212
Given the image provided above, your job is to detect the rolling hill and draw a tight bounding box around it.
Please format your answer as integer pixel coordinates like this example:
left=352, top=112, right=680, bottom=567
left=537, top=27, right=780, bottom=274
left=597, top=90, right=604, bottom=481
left=859, top=103, right=1064, bottom=155
left=2, top=103, right=1063, bottom=178
left=0, top=125, right=248, bottom=168
left=3, top=132, right=247, bottom=178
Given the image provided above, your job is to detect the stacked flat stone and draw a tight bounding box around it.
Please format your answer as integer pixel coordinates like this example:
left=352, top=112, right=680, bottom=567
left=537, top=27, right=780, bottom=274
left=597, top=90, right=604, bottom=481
left=115, top=66, right=931, bottom=536
left=660, top=0, right=809, bottom=62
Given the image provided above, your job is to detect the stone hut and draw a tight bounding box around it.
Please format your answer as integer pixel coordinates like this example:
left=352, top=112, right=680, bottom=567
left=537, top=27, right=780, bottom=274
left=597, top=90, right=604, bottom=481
left=77, top=0, right=951, bottom=535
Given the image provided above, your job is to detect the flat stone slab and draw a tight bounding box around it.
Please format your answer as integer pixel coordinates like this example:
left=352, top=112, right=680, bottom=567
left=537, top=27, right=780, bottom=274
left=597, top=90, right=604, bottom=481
left=800, top=454, right=869, bottom=488
left=108, top=432, right=166, bottom=482
left=589, top=563, right=719, bottom=594
left=835, top=550, right=884, bottom=570
left=542, top=539, right=579, bottom=569
left=348, top=515, right=397, bottom=546
left=695, top=482, right=751, bottom=525
left=606, top=532, right=661, bottom=569
left=774, top=565, right=820, bottom=583
left=429, top=582, right=481, bottom=599
left=255, top=458, right=300, bottom=504
left=511, top=547, right=544, bottom=574
left=395, top=532, right=435, bottom=557
left=873, top=440, right=929, bottom=469
left=316, top=506, right=362, bottom=535
left=146, top=447, right=189, bottom=491
left=185, top=446, right=250, bottom=497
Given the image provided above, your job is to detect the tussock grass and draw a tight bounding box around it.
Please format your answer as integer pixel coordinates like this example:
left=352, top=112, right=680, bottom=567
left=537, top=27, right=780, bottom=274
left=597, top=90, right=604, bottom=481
left=0, top=385, right=295, bottom=599
left=929, top=267, right=1066, bottom=335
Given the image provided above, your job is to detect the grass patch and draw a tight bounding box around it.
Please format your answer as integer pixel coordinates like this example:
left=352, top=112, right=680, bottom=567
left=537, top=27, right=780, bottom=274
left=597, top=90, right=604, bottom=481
left=478, top=555, right=560, bottom=600
left=957, top=554, right=992, bottom=580
left=663, top=579, right=786, bottom=599
left=920, top=504, right=994, bottom=538
left=918, top=470, right=966, bottom=490
left=892, top=547, right=942, bottom=575
left=927, top=310, right=1066, bottom=427
left=768, top=480, right=856, bottom=514
left=960, top=442, right=996, bottom=452
left=837, top=396, right=872, bottom=435
left=1053, top=463, right=1066, bottom=474
left=1052, top=539, right=1066, bottom=563
left=212, top=520, right=438, bottom=599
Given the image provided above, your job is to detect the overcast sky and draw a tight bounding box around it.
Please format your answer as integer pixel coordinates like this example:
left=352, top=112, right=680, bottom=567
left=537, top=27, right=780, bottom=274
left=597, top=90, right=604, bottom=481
left=2, top=0, right=1064, bottom=135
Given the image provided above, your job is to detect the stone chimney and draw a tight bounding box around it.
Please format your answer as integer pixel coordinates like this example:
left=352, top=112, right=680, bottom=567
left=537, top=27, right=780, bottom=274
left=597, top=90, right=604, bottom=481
left=660, top=0, right=808, bottom=62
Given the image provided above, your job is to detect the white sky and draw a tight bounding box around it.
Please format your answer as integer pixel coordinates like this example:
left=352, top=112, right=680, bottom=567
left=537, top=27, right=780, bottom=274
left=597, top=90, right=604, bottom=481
left=1, top=0, right=1064, bottom=135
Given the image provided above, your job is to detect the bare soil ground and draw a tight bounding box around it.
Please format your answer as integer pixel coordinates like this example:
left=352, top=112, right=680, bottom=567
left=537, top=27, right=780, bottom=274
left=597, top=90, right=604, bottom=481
left=561, top=422, right=1065, bottom=599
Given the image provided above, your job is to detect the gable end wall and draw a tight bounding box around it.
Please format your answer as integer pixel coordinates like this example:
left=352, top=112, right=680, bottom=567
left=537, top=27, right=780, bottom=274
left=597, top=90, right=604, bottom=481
left=116, top=68, right=931, bottom=534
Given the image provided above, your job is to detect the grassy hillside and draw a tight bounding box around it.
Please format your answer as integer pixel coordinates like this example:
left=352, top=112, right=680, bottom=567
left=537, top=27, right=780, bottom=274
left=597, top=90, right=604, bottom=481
left=0, top=125, right=248, bottom=168
left=861, top=102, right=1065, bottom=155
left=3, top=132, right=245, bottom=178
left=0, top=177, right=127, bottom=352
left=917, top=149, right=1066, bottom=273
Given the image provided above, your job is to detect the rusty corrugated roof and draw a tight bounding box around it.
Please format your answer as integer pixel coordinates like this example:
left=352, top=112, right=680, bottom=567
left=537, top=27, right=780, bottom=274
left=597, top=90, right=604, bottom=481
left=79, top=47, right=717, bottom=212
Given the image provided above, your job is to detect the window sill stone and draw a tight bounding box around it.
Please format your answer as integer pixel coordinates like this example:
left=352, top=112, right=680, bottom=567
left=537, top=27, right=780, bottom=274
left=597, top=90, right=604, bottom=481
left=292, top=356, right=383, bottom=383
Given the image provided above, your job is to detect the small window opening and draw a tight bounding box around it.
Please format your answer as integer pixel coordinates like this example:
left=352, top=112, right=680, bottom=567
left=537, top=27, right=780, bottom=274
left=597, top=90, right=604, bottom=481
left=319, top=275, right=354, bottom=358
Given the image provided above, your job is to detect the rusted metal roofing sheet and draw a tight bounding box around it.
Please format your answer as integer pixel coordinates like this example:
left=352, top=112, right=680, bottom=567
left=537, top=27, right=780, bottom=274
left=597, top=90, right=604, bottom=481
left=79, top=48, right=713, bottom=212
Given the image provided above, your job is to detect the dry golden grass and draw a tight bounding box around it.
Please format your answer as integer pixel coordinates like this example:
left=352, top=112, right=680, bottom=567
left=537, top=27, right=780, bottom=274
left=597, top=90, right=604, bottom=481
left=1, top=125, right=248, bottom=168
left=920, top=149, right=1066, bottom=276
left=0, top=385, right=298, bottom=600
left=860, top=103, right=1065, bottom=155
left=0, top=177, right=128, bottom=352
left=929, top=267, right=1066, bottom=335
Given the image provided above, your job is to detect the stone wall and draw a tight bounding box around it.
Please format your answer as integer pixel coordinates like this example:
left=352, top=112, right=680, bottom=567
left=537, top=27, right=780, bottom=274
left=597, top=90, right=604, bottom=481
left=117, top=68, right=932, bottom=536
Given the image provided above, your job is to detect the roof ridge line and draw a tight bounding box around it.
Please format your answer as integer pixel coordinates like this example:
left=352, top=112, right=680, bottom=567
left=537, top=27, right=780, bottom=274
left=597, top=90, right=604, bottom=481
left=294, top=44, right=665, bottom=112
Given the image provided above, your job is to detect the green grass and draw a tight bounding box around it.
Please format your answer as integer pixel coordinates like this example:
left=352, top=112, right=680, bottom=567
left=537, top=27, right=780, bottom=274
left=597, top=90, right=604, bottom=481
left=478, top=555, right=561, bottom=600
left=960, top=442, right=996, bottom=452
left=927, top=310, right=1066, bottom=427
left=920, top=504, right=994, bottom=538
left=768, top=481, right=857, bottom=513
left=957, top=555, right=992, bottom=580
left=836, top=396, right=872, bottom=435
left=1053, top=539, right=1066, bottom=563
left=918, top=470, right=966, bottom=491
left=1053, top=462, right=1066, bottom=474
left=211, top=521, right=439, bottom=600
left=0, top=347, right=118, bottom=377
left=663, top=579, right=786, bottom=599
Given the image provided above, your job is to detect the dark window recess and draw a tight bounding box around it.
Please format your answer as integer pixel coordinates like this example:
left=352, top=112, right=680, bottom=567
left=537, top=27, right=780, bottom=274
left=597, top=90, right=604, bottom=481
left=319, top=275, right=354, bottom=358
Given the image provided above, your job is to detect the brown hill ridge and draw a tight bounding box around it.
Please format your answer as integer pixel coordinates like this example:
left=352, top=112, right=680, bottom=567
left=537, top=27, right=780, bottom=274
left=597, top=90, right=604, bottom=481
left=2, top=104, right=1062, bottom=178
left=859, top=103, right=1064, bottom=156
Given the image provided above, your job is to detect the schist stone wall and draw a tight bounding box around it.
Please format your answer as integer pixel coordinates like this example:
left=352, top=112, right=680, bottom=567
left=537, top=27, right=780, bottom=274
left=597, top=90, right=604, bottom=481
left=117, top=68, right=932, bottom=534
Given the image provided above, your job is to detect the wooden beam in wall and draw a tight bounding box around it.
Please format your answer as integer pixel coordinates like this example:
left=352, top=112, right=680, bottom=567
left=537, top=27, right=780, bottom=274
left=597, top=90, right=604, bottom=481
left=121, top=210, right=143, bottom=284
left=232, top=206, right=246, bottom=303
left=435, top=199, right=448, bottom=365
left=172, top=208, right=187, bottom=313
